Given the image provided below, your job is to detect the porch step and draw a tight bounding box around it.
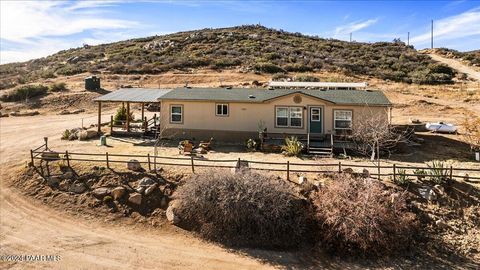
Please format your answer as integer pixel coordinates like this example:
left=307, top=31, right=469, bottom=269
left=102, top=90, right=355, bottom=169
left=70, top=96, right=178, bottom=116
left=308, top=147, right=332, bottom=156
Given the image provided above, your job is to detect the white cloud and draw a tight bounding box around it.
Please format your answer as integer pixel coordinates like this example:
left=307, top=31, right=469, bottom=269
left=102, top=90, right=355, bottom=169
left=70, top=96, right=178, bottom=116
left=410, top=7, right=480, bottom=48
left=0, top=1, right=139, bottom=63
left=335, top=19, right=378, bottom=35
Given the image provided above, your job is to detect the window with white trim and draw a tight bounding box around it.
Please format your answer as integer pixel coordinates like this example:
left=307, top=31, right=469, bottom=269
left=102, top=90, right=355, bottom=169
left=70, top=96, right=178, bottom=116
left=276, top=107, right=303, bottom=128
left=334, top=110, right=352, bottom=129
left=216, top=103, right=229, bottom=116
left=170, top=105, right=183, bottom=123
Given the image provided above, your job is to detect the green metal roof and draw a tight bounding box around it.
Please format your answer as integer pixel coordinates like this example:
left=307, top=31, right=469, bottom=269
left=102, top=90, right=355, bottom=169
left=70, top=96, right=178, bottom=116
left=160, top=87, right=392, bottom=106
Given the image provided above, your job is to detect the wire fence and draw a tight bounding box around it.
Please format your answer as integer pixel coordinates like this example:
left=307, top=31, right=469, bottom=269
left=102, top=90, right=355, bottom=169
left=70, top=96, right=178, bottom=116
left=30, top=141, right=480, bottom=183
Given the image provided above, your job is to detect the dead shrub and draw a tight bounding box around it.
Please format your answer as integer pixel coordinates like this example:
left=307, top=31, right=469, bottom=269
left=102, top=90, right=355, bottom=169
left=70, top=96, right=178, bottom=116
left=174, top=170, right=312, bottom=249
left=312, top=174, right=418, bottom=256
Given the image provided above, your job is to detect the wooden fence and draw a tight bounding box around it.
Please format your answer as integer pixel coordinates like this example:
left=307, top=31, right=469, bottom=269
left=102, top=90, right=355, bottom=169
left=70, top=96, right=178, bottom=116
left=29, top=140, right=480, bottom=183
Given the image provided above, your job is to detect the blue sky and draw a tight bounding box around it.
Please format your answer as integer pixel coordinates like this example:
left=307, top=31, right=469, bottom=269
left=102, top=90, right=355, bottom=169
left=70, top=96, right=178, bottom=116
left=1, top=0, right=479, bottom=64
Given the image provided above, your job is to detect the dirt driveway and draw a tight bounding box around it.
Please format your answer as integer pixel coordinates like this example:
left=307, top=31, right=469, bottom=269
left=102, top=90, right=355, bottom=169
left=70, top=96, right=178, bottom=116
left=427, top=53, right=480, bottom=81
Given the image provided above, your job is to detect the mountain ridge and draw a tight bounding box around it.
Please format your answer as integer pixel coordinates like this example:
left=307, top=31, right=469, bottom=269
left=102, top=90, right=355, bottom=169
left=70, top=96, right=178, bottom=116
left=0, top=25, right=457, bottom=90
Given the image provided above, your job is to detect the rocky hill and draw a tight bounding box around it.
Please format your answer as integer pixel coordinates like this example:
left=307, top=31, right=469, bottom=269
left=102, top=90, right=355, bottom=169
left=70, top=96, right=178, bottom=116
left=0, top=25, right=457, bottom=90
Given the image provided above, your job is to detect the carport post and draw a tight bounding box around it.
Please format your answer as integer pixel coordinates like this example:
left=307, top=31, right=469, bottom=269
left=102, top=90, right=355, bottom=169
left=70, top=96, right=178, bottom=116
left=97, top=102, right=102, bottom=133
left=141, top=103, right=145, bottom=123
left=126, top=102, right=130, bottom=132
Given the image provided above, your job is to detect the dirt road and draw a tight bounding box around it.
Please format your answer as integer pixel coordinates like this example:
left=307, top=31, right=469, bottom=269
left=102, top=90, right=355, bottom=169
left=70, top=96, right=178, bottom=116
left=428, top=53, right=480, bottom=81
left=0, top=114, right=277, bottom=270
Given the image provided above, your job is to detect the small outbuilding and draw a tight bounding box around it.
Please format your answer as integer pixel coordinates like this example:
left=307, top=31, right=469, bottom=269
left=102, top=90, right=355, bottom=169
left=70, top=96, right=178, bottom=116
left=85, top=76, right=101, bottom=91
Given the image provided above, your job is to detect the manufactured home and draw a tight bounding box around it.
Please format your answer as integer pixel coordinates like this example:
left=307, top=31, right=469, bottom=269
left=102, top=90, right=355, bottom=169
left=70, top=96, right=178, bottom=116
left=94, top=87, right=392, bottom=153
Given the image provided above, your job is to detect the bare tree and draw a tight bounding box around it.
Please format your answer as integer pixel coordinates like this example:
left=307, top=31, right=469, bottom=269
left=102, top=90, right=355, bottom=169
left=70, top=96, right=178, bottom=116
left=351, top=112, right=407, bottom=176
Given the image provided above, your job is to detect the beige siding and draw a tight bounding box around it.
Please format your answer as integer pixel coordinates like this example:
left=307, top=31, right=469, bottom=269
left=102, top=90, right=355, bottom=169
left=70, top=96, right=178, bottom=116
left=160, top=93, right=389, bottom=139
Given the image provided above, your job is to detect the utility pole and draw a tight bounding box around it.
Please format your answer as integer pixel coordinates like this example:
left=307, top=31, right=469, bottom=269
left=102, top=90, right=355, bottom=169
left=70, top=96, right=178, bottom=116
left=349, top=32, right=352, bottom=42
left=407, top=32, right=410, bottom=46
left=431, top=20, right=434, bottom=49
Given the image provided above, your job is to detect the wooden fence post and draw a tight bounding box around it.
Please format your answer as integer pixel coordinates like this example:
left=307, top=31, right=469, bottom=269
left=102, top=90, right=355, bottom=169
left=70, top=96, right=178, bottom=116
left=338, top=161, right=342, bottom=173
left=46, top=161, right=51, bottom=178
left=450, top=165, right=453, bottom=180
left=237, top=158, right=241, bottom=169
left=106, top=152, right=110, bottom=169
left=110, top=115, right=113, bottom=134
left=147, top=153, right=151, bottom=172
left=378, top=162, right=381, bottom=180
left=286, top=161, right=290, bottom=181
left=65, top=150, right=70, bottom=168
left=393, top=163, right=396, bottom=182
left=191, top=155, right=195, bottom=173
left=30, top=149, right=34, bottom=166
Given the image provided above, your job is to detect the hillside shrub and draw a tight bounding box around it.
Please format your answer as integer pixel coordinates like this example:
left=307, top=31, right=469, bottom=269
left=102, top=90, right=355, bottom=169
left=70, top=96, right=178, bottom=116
left=174, top=171, right=311, bottom=248
left=253, top=62, right=285, bottom=73
left=0, top=84, right=48, bottom=102
left=295, top=75, right=320, bottom=82
left=284, top=63, right=313, bottom=72
left=312, top=174, right=418, bottom=256
left=49, top=82, right=68, bottom=92
left=56, top=64, right=84, bottom=76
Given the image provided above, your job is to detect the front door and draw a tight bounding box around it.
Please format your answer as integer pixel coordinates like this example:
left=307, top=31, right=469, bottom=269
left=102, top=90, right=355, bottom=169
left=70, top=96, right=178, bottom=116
left=309, top=107, right=322, bottom=133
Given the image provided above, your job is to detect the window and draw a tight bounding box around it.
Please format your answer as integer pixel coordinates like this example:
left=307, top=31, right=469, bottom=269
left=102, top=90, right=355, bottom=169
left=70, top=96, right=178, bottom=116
left=276, top=107, right=289, bottom=127
left=334, top=110, right=352, bottom=129
left=216, top=103, right=229, bottom=116
left=276, top=107, right=303, bottom=128
left=289, top=107, right=302, bottom=127
left=170, top=105, right=183, bottom=123
left=310, top=108, right=321, bottom=121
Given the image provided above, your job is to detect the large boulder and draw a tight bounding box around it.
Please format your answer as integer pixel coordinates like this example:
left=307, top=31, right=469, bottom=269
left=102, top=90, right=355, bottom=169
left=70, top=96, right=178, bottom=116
left=166, top=203, right=180, bottom=225
left=92, top=187, right=110, bottom=199
left=9, top=110, right=39, bottom=117
left=127, top=160, right=142, bottom=171
left=46, top=176, right=61, bottom=186
left=139, top=177, right=155, bottom=187
left=58, top=180, right=71, bottom=191
left=111, top=186, right=126, bottom=200
left=144, top=183, right=158, bottom=196
left=78, top=130, right=98, bottom=141
left=128, top=192, right=142, bottom=205
left=69, top=182, right=87, bottom=194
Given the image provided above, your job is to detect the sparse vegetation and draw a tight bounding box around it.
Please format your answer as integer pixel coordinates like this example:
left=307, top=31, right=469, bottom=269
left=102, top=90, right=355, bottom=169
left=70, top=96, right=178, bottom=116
left=0, top=84, right=48, bottom=102
left=174, top=170, right=311, bottom=248
left=312, top=174, right=418, bottom=256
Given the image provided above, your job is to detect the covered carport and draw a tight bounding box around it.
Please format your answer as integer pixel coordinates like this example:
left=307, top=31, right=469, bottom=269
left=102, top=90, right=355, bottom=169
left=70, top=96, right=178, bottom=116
left=93, top=88, right=171, bottom=136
